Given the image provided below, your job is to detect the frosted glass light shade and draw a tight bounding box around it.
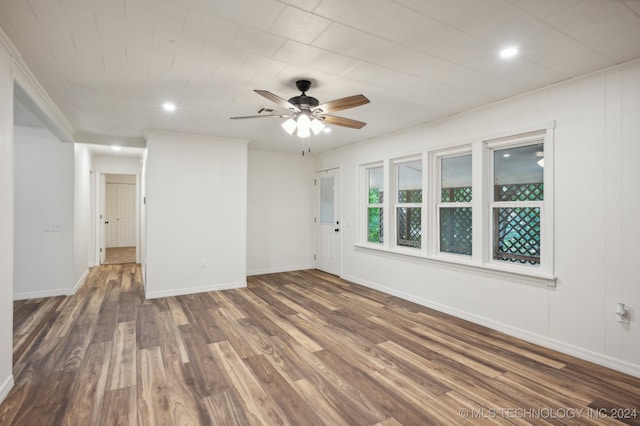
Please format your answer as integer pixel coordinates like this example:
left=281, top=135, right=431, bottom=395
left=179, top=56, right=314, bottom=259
left=310, top=118, right=325, bottom=135
left=281, top=118, right=296, bottom=135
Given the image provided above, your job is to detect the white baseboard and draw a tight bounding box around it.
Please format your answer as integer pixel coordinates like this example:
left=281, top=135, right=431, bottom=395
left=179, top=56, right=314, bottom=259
left=0, top=374, right=14, bottom=405
left=70, top=268, right=90, bottom=295
left=13, top=268, right=90, bottom=300
left=14, top=288, right=69, bottom=300
left=341, top=273, right=640, bottom=379
left=145, top=280, right=247, bottom=299
left=247, top=264, right=314, bottom=276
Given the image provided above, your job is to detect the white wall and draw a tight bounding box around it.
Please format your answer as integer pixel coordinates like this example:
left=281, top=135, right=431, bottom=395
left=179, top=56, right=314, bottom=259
left=145, top=130, right=248, bottom=298
left=314, top=61, right=640, bottom=377
left=13, top=125, right=75, bottom=299
left=0, top=29, right=15, bottom=405
left=93, top=154, right=141, bottom=174
left=106, top=173, right=136, bottom=184
left=247, top=150, right=314, bottom=275
left=73, top=143, right=92, bottom=288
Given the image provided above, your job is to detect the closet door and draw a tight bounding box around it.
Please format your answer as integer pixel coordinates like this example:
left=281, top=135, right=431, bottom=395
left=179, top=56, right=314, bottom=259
left=117, top=183, right=136, bottom=247
left=106, top=183, right=136, bottom=248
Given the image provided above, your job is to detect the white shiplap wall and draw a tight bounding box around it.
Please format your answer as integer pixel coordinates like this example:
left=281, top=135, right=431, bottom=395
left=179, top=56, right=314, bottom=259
left=314, top=61, right=640, bottom=376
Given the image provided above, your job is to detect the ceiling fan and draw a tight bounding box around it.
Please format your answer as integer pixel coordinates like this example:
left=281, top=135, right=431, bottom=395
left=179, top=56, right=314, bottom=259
left=230, top=79, right=370, bottom=138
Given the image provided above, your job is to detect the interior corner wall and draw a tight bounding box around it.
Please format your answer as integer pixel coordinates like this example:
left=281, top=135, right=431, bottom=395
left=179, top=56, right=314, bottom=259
left=145, top=130, right=248, bottom=298
left=13, top=125, right=74, bottom=299
left=247, top=150, right=314, bottom=275
left=73, top=143, right=92, bottom=289
left=0, top=32, right=15, bottom=405
left=314, top=61, right=640, bottom=377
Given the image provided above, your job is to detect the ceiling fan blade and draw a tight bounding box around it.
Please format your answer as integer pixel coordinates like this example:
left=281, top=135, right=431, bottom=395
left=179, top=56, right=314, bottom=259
left=229, top=114, right=290, bottom=120
left=319, top=115, right=367, bottom=129
left=313, top=94, right=369, bottom=114
left=254, top=90, right=300, bottom=112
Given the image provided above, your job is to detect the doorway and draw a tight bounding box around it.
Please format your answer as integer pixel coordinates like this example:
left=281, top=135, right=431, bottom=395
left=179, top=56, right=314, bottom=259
left=95, top=173, right=138, bottom=265
left=315, top=168, right=340, bottom=275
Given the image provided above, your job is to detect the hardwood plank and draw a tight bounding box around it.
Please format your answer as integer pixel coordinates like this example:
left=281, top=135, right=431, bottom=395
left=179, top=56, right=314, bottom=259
left=99, top=386, right=136, bottom=426
left=63, top=341, right=111, bottom=425
left=109, top=321, right=136, bottom=390
left=179, top=323, right=230, bottom=396
left=209, top=340, right=287, bottom=425
left=137, top=347, right=173, bottom=425
left=244, top=354, right=325, bottom=425
left=204, top=390, right=250, bottom=426
left=3, top=265, right=640, bottom=425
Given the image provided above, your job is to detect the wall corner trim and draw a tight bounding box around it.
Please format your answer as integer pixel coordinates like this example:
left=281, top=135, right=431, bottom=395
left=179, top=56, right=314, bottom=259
left=144, top=280, right=247, bottom=300
left=70, top=268, right=90, bottom=296
left=0, top=374, right=15, bottom=406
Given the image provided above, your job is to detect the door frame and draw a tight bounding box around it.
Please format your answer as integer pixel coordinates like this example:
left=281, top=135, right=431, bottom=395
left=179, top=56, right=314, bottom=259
left=314, top=167, right=341, bottom=275
left=93, top=171, right=141, bottom=265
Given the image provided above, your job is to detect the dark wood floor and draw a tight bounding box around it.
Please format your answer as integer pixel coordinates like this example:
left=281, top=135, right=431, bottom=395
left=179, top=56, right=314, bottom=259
left=103, top=246, right=136, bottom=265
left=1, top=265, right=639, bottom=425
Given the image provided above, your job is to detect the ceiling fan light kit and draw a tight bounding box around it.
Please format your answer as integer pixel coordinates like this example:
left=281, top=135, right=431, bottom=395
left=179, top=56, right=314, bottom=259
left=231, top=79, right=370, bottom=148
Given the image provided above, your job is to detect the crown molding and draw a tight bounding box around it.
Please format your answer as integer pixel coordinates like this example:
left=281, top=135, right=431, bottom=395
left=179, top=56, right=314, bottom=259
left=0, top=25, right=20, bottom=59
left=1, top=23, right=75, bottom=142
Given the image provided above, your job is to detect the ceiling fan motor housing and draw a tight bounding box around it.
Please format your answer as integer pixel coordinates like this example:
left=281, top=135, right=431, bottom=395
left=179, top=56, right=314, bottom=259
left=288, top=95, right=319, bottom=110
left=289, top=80, right=319, bottom=110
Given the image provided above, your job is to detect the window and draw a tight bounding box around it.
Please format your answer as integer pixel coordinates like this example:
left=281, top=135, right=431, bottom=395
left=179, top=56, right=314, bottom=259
left=366, top=165, right=384, bottom=244
left=438, top=153, right=472, bottom=255
left=358, top=125, right=554, bottom=283
left=490, top=142, right=544, bottom=266
left=395, top=158, right=422, bottom=248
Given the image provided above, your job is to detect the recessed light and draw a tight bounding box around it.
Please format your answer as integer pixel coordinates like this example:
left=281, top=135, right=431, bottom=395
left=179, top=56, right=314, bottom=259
left=111, top=146, right=122, bottom=151
left=162, top=102, right=176, bottom=112
left=499, top=46, right=519, bottom=59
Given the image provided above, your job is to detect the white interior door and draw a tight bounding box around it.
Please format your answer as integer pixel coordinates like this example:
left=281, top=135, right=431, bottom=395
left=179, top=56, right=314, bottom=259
left=99, top=174, right=106, bottom=264
left=105, top=183, right=119, bottom=247
left=315, top=169, right=340, bottom=275
left=117, top=184, right=136, bottom=246
left=106, top=182, right=136, bottom=248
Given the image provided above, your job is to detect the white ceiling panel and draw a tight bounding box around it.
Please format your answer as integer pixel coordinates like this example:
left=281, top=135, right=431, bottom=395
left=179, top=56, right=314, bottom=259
left=96, top=13, right=155, bottom=49
left=152, top=29, right=205, bottom=57
left=390, top=0, right=484, bottom=24
left=124, top=0, right=187, bottom=33
left=0, top=0, right=37, bottom=21
left=275, top=0, right=323, bottom=12
left=28, top=0, right=99, bottom=35
left=273, top=41, right=360, bottom=76
left=2, top=0, right=639, bottom=153
left=61, top=0, right=125, bottom=17
left=182, top=10, right=240, bottom=46
left=230, top=27, right=286, bottom=58
left=315, top=0, right=439, bottom=43
left=269, top=6, right=331, bottom=45
left=216, top=0, right=285, bottom=31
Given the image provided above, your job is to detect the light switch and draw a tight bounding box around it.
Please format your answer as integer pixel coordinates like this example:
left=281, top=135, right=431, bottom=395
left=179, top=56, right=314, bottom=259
left=45, top=223, right=62, bottom=232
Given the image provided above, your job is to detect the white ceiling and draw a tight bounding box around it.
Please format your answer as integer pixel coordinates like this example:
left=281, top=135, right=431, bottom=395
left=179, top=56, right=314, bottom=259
left=2, top=0, right=640, bottom=154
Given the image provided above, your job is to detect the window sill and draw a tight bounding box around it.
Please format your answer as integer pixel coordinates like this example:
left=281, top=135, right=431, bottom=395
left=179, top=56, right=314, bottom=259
left=353, top=243, right=556, bottom=287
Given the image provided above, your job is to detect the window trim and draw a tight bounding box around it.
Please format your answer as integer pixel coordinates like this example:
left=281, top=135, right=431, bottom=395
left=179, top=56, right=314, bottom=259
left=391, top=155, right=423, bottom=250
left=357, top=124, right=555, bottom=286
left=484, top=130, right=553, bottom=276
left=361, top=162, right=385, bottom=246
left=431, top=147, right=473, bottom=258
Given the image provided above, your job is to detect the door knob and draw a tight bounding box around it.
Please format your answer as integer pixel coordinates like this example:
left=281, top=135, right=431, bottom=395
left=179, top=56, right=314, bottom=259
left=105, top=221, right=109, bottom=224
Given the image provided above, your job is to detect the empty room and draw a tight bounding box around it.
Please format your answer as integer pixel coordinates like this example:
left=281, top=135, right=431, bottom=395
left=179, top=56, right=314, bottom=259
left=0, top=0, right=639, bottom=424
